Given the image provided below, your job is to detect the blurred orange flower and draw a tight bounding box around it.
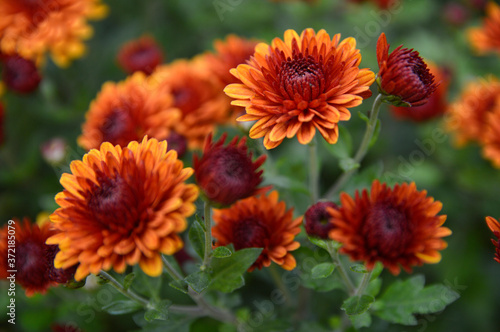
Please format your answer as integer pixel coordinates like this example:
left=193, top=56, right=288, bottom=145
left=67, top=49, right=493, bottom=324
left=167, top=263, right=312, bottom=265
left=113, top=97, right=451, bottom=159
left=329, top=180, right=451, bottom=275
left=481, top=108, right=500, bottom=168
left=212, top=191, right=302, bottom=271
left=225, top=28, right=374, bottom=149
left=468, top=2, right=500, bottom=55
left=0, top=0, right=108, bottom=67
left=47, top=137, right=199, bottom=280
left=78, top=72, right=181, bottom=151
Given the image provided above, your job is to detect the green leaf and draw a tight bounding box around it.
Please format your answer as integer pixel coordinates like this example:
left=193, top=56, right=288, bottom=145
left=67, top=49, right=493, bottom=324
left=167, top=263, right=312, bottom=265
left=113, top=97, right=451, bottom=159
left=341, top=295, right=375, bottom=316
left=123, top=273, right=136, bottom=291
left=358, top=110, right=370, bottom=123
left=169, top=279, right=189, bottom=294
left=349, top=264, right=368, bottom=273
left=214, top=276, right=245, bottom=293
left=185, top=271, right=211, bottom=293
left=366, top=278, right=383, bottom=297
left=295, top=247, right=344, bottom=292
left=188, top=219, right=205, bottom=259
left=209, top=248, right=262, bottom=293
left=102, top=300, right=142, bottom=315
left=213, top=246, right=232, bottom=258
left=144, top=308, right=167, bottom=322
left=311, top=262, right=335, bottom=279
left=339, top=158, right=360, bottom=172
left=370, top=262, right=384, bottom=281
left=322, top=125, right=352, bottom=159
left=349, top=312, right=372, bottom=329
left=373, top=275, right=460, bottom=326
left=307, top=236, right=329, bottom=250
left=133, top=265, right=162, bottom=301
left=369, top=119, right=382, bottom=148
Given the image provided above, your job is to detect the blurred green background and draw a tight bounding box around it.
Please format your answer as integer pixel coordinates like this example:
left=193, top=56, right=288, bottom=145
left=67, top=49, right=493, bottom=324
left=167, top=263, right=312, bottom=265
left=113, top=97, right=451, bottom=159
left=1, top=0, right=500, bottom=331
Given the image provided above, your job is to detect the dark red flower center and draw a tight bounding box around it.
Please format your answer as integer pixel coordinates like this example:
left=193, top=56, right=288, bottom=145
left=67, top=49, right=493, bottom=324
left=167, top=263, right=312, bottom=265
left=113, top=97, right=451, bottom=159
left=410, top=58, right=434, bottom=89
left=2, top=55, right=41, bottom=93
left=363, top=202, right=412, bottom=257
left=45, top=244, right=76, bottom=284
left=100, top=108, right=138, bottom=145
left=172, top=86, right=198, bottom=114
left=16, top=239, right=50, bottom=288
left=233, top=216, right=269, bottom=250
left=166, top=131, right=188, bottom=158
left=88, top=175, right=139, bottom=230
left=278, top=55, right=324, bottom=100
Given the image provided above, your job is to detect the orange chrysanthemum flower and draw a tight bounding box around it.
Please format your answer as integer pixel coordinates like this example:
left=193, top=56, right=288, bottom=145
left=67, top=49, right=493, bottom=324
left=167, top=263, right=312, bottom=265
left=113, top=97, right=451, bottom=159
left=481, top=108, right=500, bottom=168
left=391, top=63, right=450, bottom=122
left=485, top=216, right=500, bottom=264
left=47, top=137, right=199, bottom=280
left=78, top=72, right=181, bottom=151
left=117, top=36, right=164, bottom=75
left=468, top=2, right=500, bottom=55
left=446, top=76, right=500, bottom=146
left=194, top=133, right=268, bottom=206
left=225, top=28, right=375, bottom=149
left=212, top=191, right=302, bottom=271
left=150, top=59, right=231, bottom=149
left=329, top=180, right=451, bottom=275
left=376, top=33, right=437, bottom=107
left=0, top=0, right=108, bottom=67
left=0, top=218, right=77, bottom=296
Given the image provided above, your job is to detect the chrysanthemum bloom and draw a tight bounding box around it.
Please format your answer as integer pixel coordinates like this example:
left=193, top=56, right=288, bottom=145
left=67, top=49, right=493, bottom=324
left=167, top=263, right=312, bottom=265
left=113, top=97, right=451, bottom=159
left=2, top=54, right=41, bottom=93
left=225, top=28, right=375, bottom=149
left=150, top=59, right=231, bottom=148
left=0, top=218, right=77, bottom=296
left=193, top=133, right=267, bottom=206
left=329, top=180, right=451, bottom=275
left=117, top=36, right=164, bottom=75
left=485, top=216, right=500, bottom=264
left=391, top=63, right=450, bottom=122
left=52, top=324, right=83, bottom=332
left=47, top=137, right=199, bottom=280
left=212, top=191, right=302, bottom=271
left=304, top=201, right=338, bottom=239
left=165, top=131, right=188, bottom=158
left=481, top=108, right=500, bottom=168
left=467, top=2, right=500, bottom=55
left=0, top=0, right=108, bottom=67
left=446, top=76, right=500, bottom=146
left=376, top=33, right=437, bottom=107
left=78, top=72, right=181, bottom=150
left=348, top=0, right=397, bottom=9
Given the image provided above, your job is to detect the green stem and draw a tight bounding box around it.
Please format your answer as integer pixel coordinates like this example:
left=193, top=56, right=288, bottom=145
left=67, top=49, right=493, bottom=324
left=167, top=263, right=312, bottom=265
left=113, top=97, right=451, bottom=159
left=354, top=269, right=373, bottom=297
left=325, top=242, right=356, bottom=295
left=161, top=255, right=183, bottom=281
left=268, top=264, right=292, bottom=306
left=98, top=271, right=151, bottom=308
left=202, top=201, right=213, bottom=269
left=325, top=94, right=384, bottom=199
left=309, top=138, right=319, bottom=203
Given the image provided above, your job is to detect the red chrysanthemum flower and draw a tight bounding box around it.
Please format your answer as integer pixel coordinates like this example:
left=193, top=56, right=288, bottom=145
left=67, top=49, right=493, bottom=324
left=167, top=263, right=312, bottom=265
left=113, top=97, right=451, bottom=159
left=117, top=36, right=164, bottom=75
left=193, top=133, right=268, bottom=206
left=2, top=54, right=41, bottom=93
left=165, top=131, right=188, bottom=158
left=329, top=180, right=451, bottom=275
left=46, top=137, right=199, bottom=280
left=150, top=59, right=231, bottom=149
left=52, top=324, right=83, bottom=332
left=391, top=62, right=450, bottom=122
left=304, top=201, right=338, bottom=239
left=0, top=0, right=108, bottom=67
left=468, top=2, right=500, bottom=55
left=78, top=72, right=181, bottom=151
left=348, top=0, right=396, bottom=9
left=212, top=191, right=302, bottom=271
left=446, top=76, right=500, bottom=147
left=225, top=28, right=375, bottom=149
left=481, top=108, right=500, bottom=168
left=485, top=216, right=500, bottom=264
left=376, top=33, right=437, bottom=107
left=0, top=218, right=77, bottom=296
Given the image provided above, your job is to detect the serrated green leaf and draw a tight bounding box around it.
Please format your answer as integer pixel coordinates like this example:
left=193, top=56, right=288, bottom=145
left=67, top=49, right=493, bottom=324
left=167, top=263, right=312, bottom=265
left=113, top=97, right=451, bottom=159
left=214, top=276, right=245, bottom=293
left=295, top=247, right=344, bottom=292
left=307, top=236, right=329, bottom=250
left=213, top=246, right=232, bottom=258
left=169, top=279, right=189, bottom=294
left=311, top=262, right=335, bottom=279
left=349, top=264, right=368, bottom=273
left=209, top=248, right=262, bottom=293
left=373, top=275, right=460, bottom=326
left=339, top=158, right=360, bottom=172
left=341, top=295, right=375, bottom=315
left=123, top=273, right=136, bottom=291
left=322, top=125, right=352, bottom=159
left=144, top=308, right=167, bottom=322
left=188, top=220, right=205, bottom=259
left=102, top=300, right=142, bottom=315
left=349, top=311, right=372, bottom=329
left=185, top=271, right=211, bottom=293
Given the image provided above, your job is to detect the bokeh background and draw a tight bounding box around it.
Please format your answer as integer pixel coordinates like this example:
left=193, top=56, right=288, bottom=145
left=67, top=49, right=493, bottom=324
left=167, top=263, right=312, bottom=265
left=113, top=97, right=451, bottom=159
left=1, top=0, right=500, bottom=331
